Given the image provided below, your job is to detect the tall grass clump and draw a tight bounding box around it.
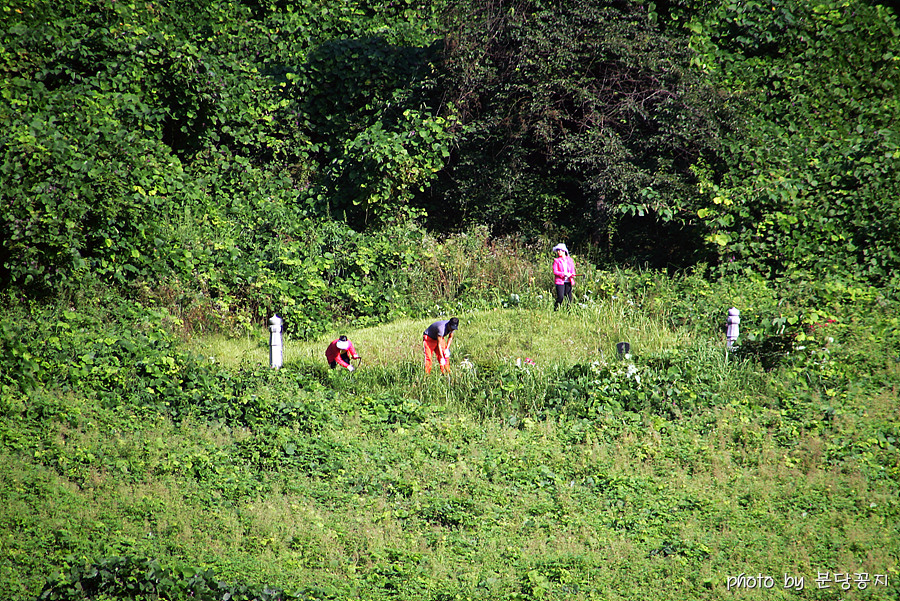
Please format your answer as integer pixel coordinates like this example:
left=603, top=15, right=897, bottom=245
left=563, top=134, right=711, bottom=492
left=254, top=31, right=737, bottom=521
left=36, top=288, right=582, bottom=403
left=401, top=226, right=551, bottom=315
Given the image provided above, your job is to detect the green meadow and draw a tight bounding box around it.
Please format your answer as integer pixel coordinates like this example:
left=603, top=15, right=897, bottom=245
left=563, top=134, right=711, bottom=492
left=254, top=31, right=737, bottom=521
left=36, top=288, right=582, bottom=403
left=3, top=273, right=898, bottom=600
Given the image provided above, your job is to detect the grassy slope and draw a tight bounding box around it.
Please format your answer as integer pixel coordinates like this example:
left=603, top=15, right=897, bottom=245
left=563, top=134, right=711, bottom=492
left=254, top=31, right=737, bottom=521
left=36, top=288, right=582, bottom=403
left=2, top=304, right=898, bottom=600
left=200, top=303, right=691, bottom=368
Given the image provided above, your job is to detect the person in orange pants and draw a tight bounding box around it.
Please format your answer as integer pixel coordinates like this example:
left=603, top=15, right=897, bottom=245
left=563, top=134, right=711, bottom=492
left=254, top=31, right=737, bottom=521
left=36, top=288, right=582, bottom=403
left=423, top=317, right=458, bottom=374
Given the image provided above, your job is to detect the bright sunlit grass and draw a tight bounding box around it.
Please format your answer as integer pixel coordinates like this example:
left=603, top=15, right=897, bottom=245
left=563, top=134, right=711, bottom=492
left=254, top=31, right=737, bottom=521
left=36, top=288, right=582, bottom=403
left=197, top=299, right=703, bottom=374
left=190, top=332, right=268, bottom=368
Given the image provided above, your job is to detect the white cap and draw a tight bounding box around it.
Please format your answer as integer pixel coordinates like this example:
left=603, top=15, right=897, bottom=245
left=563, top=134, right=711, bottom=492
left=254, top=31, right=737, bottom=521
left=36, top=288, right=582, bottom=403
left=336, top=339, right=350, bottom=350
left=552, top=243, right=569, bottom=253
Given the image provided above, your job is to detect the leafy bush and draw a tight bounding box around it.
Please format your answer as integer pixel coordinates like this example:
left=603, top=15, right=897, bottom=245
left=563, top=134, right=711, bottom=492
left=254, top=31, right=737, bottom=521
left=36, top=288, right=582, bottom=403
left=0, top=316, right=38, bottom=394
left=690, top=1, right=900, bottom=284
left=39, top=556, right=308, bottom=601
left=543, top=348, right=729, bottom=420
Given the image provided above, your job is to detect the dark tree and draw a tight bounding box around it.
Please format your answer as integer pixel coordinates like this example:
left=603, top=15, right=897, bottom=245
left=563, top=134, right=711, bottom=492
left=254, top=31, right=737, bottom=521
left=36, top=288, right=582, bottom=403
left=427, top=0, right=730, bottom=266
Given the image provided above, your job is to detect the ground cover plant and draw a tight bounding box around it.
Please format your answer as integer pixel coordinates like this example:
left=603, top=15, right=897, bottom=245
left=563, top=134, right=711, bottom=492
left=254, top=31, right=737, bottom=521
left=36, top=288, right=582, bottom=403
left=2, top=260, right=898, bottom=601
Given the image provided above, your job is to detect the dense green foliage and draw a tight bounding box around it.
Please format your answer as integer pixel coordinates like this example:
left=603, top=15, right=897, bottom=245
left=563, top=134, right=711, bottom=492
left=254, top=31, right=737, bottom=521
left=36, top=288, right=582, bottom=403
left=429, top=0, right=728, bottom=262
left=1, top=0, right=449, bottom=336
left=688, top=0, right=900, bottom=282
left=3, top=0, right=898, bottom=303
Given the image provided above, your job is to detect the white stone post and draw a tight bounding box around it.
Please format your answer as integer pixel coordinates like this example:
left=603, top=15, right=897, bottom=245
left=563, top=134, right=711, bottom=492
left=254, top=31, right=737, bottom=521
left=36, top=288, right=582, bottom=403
left=726, top=308, right=740, bottom=350
left=269, top=314, right=283, bottom=369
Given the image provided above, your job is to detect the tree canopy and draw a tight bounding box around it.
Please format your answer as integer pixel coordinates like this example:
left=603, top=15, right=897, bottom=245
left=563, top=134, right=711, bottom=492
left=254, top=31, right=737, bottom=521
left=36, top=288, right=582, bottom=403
left=427, top=0, right=730, bottom=259
left=1, top=0, right=898, bottom=314
left=688, top=0, right=900, bottom=284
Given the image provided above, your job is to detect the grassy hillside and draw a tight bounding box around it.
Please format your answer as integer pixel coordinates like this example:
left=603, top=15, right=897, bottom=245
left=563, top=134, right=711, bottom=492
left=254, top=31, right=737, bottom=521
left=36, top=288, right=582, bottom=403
left=2, top=277, right=898, bottom=600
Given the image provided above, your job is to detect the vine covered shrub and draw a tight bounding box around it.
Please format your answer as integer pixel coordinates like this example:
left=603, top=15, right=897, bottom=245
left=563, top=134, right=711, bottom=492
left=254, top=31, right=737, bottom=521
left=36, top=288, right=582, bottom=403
left=544, top=349, right=727, bottom=420
left=0, top=317, right=39, bottom=394
left=690, top=1, right=900, bottom=284
left=39, top=555, right=310, bottom=601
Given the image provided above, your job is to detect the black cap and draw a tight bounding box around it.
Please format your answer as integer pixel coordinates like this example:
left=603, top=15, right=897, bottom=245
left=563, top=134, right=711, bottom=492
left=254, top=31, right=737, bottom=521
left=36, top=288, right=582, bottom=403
left=448, top=317, right=459, bottom=330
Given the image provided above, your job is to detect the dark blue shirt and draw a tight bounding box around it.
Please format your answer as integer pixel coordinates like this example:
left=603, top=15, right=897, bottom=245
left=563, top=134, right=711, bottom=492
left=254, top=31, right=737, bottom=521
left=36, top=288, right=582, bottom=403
left=424, top=320, right=454, bottom=339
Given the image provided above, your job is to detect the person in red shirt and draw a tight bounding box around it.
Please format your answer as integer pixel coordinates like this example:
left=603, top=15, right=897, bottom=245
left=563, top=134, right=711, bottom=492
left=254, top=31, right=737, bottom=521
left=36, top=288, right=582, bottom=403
left=325, top=335, right=359, bottom=371
left=423, top=317, right=458, bottom=374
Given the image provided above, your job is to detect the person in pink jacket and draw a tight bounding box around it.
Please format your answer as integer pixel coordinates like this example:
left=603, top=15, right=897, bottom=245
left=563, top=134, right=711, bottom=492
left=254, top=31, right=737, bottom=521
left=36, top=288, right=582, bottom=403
left=325, top=335, right=360, bottom=371
left=552, top=243, right=576, bottom=310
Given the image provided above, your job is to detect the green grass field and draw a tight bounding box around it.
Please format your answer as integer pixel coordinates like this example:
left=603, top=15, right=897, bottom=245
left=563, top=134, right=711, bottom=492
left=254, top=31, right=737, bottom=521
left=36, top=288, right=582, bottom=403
left=2, top=297, right=898, bottom=600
